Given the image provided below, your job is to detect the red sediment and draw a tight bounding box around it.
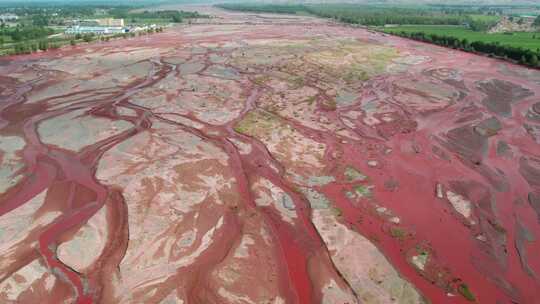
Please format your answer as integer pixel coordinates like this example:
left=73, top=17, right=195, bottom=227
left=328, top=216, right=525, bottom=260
left=164, top=114, right=322, bottom=303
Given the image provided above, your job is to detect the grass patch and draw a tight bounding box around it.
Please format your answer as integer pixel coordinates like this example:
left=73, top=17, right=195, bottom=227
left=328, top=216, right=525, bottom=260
left=390, top=227, right=407, bottom=240
left=332, top=207, right=343, bottom=217
left=458, top=283, right=476, bottom=301
left=234, top=110, right=282, bottom=136
left=468, top=14, right=500, bottom=23
left=344, top=166, right=367, bottom=182
left=411, top=249, right=430, bottom=270
left=343, top=67, right=369, bottom=83
left=354, top=185, right=372, bottom=197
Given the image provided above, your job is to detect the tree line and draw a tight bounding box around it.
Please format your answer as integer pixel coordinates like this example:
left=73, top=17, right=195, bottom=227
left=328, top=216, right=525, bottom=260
left=110, top=9, right=208, bottom=23
left=9, top=27, right=165, bottom=55
left=215, top=4, right=306, bottom=15
left=468, top=18, right=499, bottom=32
left=12, top=40, right=61, bottom=55
left=303, top=5, right=470, bottom=27
left=216, top=4, right=482, bottom=27
left=391, top=31, right=539, bottom=67
left=0, top=25, right=54, bottom=43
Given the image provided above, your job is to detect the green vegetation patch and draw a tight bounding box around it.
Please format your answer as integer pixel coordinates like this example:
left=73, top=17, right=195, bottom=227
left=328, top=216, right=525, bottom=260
left=234, top=110, right=282, bottom=136
left=332, top=207, right=343, bottom=217
left=354, top=185, right=372, bottom=198
left=115, top=9, right=207, bottom=25
left=468, top=14, right=500, bottom=32
left=309, top=42, right=398, bottom=80
left=344, top=166, right=367, bottom=182
left=411, top=249, right=430, bottom=270
left=457, top=283, right=476, bottom=301
left=390, top=227, right=407, bottom=240
left=300, top=187, right=331, bottom=209
left=343, top=67, right=369, bottom=83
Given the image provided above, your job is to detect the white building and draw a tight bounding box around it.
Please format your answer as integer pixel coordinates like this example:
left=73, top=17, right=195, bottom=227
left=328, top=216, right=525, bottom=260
left=66, top=26, right=127, bottom=35
left=0, top=14, right=18, bottom=23
left=79, top=18, right=124, bottom=27
left=96, top=18, right=124, bottom=27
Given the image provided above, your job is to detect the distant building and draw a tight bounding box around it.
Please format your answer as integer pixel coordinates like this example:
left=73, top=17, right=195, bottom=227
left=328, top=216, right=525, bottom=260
left=0, top=14, right=18, bottom=23
left=78, top=18, right=124, bottom=27
left=96, top=18, right=124, bottom=27
left=120, top=23, right=159, bottom=33
left=65, top=26, right=127, bottom=35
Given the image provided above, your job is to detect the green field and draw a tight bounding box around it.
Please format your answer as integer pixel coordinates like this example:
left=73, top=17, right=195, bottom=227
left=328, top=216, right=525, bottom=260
left=468, top=14, right=500, bottom=22
left=382, top=25, right=540, bottom=52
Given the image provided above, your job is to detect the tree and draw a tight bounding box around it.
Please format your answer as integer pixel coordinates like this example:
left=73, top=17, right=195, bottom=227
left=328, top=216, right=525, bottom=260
left=461, top=38, right=470, bottom=50
left=38, top=40, right=48, bottom=51
left=70, top=39, right=76, bottom=46
left=172, top=15, right=182, bottom=23
left=83, top=34, right=94, bottom=42
left=529, top=54, right=539, bottom=67
left=535, top=15, right=540, bottom=27
left=14, top=43, right=30, bottom=55
left=32, top=15, right=49, bottom=27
